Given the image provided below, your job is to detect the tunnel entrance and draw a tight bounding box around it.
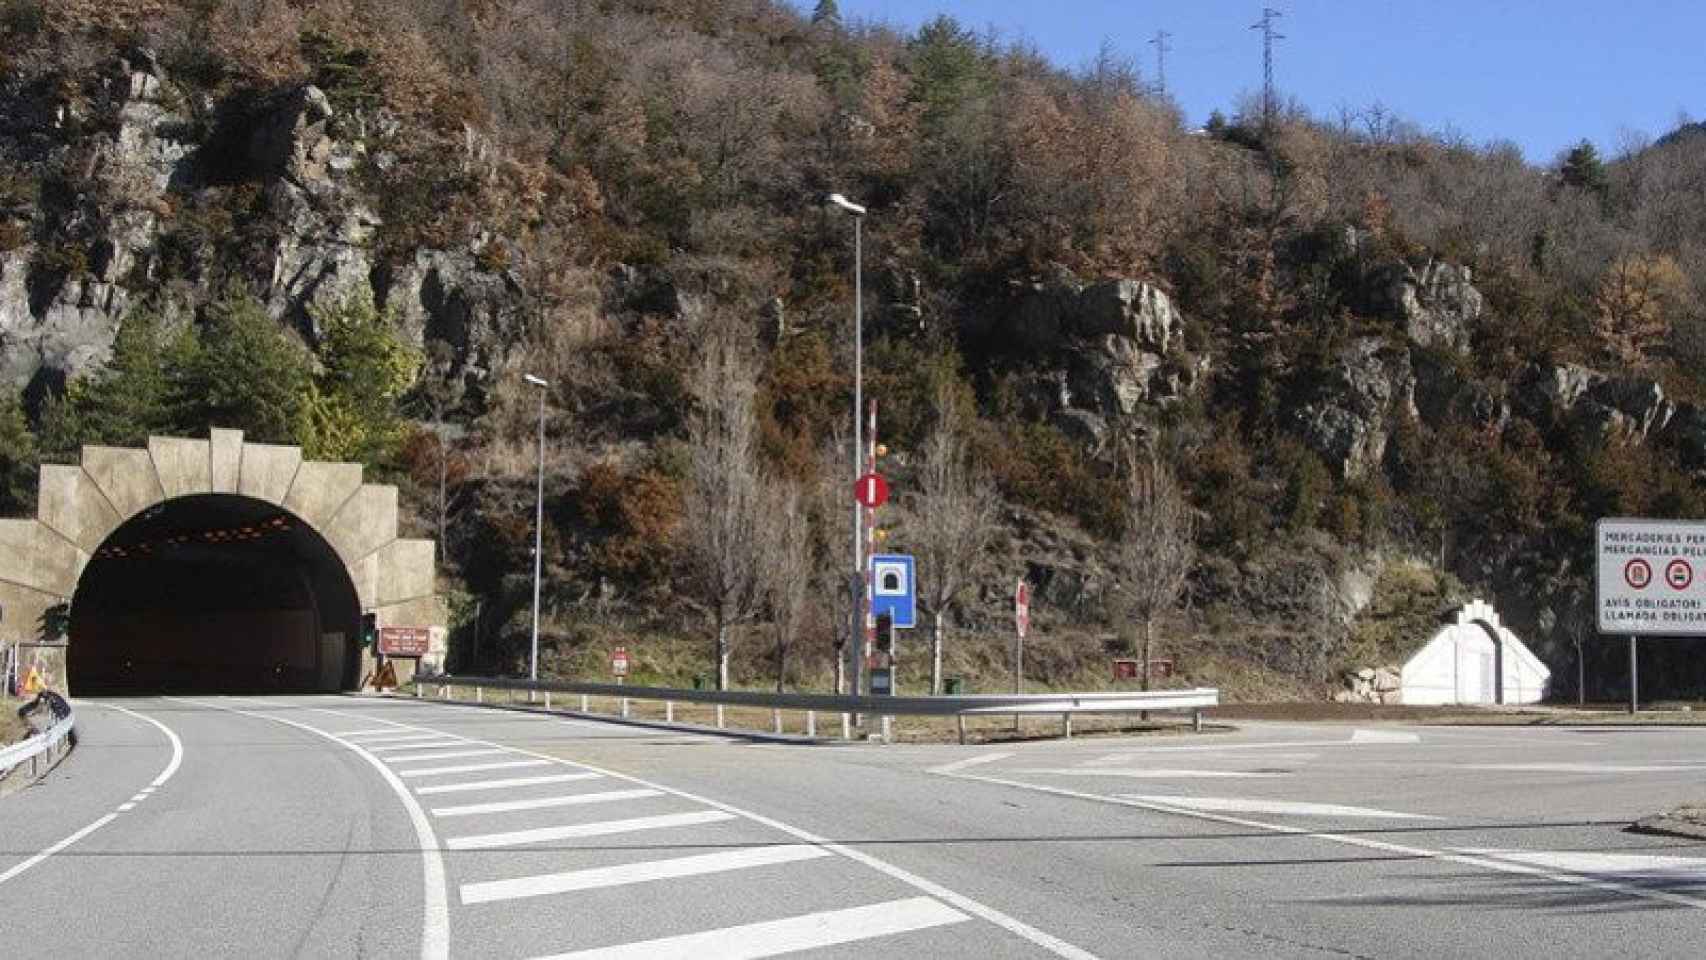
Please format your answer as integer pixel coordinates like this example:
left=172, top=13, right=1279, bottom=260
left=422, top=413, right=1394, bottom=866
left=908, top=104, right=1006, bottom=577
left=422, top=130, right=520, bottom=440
left=67, top=494, right=361, bottom=694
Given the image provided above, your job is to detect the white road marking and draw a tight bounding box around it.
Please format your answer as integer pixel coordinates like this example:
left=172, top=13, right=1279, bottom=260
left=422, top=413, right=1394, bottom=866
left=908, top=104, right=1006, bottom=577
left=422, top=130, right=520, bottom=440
left=432, top=788, right=662, bottom=818
left=305, top=704, right=1101, bottom=960
left=188, top=697, right=451, bottom=960
left=384, top=748, right=509, bottom=764
left=939, top=768, right=1706, bottom=913
left=461, top=845, right=830, bottom=904
left=1350, top=729, right=1420, bottom=744
left=341, top=731, right=444, bottom=743
left=529, top=896, right=970, bottom=960
left=0, top=701, right=185, bottom=888
left=415, top=772, right=601, bottom=795
left=1121, top=795, right=1437, bottom=819
left=367, top=740, right=467, bottom=754
left=1015, top=768, right=1288, bottom=779
left=446, top=811, right=739, bottom=850
left=117, top=802, right=136, bottom=811
left=927, top=752, right=1014, bottom=775
left=1459, top=763, right=1706, bottom=774
left=1454, top=848, right=1706, bottom=883
left=336, top=727, right=424, bottom=737
left=399, top=759, right=550, bottom=778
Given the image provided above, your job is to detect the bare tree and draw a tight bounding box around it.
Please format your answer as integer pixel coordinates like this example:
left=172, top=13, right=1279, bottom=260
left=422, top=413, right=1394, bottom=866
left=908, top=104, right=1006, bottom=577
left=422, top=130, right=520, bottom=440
left=759, top=477, right=812, bottom=693
left=1114, top=450, right=1197, bottom=690
left=905, top=380, right=1000, bottom=694
left=809, top=429, right=855, bottom=694
left=680, top=326, right=765, bottom=690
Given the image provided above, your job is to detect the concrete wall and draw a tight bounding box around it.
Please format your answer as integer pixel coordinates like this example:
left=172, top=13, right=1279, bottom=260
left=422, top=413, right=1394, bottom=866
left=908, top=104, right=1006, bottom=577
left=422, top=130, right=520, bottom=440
left=1401, top=600, right=1551, bottom=705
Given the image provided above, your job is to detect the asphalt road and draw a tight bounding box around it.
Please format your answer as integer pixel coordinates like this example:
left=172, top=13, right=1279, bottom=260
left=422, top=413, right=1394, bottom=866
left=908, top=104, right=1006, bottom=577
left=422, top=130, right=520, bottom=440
left=3, top=696, right=1704, bottom=958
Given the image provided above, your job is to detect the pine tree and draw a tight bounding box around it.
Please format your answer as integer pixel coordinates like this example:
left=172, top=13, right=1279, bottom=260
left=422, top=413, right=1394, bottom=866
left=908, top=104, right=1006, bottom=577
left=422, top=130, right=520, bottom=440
left=1560, top=139, right=1608, bottom=196
left=811, top=0, right=840, bottom=26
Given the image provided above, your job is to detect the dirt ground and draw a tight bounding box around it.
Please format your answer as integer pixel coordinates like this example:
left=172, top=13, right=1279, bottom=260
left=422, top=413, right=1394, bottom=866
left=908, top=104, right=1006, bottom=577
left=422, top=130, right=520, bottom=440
left=0, top=698, right=27, bottom=746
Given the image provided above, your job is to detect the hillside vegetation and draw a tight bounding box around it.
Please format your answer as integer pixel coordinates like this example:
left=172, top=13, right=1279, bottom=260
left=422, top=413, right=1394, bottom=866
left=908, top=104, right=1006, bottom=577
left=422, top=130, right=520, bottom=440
left=3, top=1, right=1706, bottom=697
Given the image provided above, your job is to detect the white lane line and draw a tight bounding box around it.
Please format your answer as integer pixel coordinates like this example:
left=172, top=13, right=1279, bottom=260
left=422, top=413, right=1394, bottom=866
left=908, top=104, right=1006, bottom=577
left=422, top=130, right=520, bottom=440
left=303, top=704, right=1100, bottom=960
left=412, top=774, right=600, bottom=798
left=0, top=701, right=185, bottom=888
left=367, top=740, right=467, bottom=754
left=432, top=788, right=661, bottom=818
left=461, top=845, right=830, bottom=905
left=188, top=697, right=450, bottom=960
left=416, top=773, right=602, bottom=795
left=530, top=897, right=970, bottom=960
left=1014, top=768, right=1288, bottom=779
left=927, top=752, right=1014, bottom=775
left=1121, top=795, right=1438, bottom=820
left=1459, top=763, right=1706, bottom=774
left=384, top=748, right=509, bottom=764
left=336, top=727, right=422, bottom=737
left=399, top=759, right=550, bottom=778
left=342, top=731, right=444, bottom=743
left=940, top=769, right=1706, bottom=913
left=117, top=803, right=136, bottom=811
left=1350, top=729, right=1420, bottom=744
left=446, top=811, right=738, bottom=851
left=1454, top=848, right=1706, bottom=883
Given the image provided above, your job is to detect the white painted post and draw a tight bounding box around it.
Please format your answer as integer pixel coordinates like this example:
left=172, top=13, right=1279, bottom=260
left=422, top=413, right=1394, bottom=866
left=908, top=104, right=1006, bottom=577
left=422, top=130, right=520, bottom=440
left=842, top=712, right=852, bottom=740
left=773, top=709, right=783, bottom=734
left=957, top=715, right=967, bottom=745
left=580, top=694, right=589, bottom=712
left=881, top=715, right=892, bottom=743
left=806, top=710, right=816, bottom=738
left=666, top=701, right=675, bottom=723
left=716, top=705, right=726, bottom=728
left=544, top=691, right=552, bottom=710
left=1062, top=713, right=1072, bottom=739
left=476, top=686, right=483, bottom=703
left=621, top=697, right=630, bottom=719
left=1193, top=709, right=1204, bottom=732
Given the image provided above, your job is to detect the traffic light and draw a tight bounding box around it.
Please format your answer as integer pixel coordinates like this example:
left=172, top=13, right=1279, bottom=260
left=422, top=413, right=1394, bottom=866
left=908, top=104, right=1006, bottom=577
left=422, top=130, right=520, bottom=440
left=360, top=613, right=378, bottom=648
left=875, top=613, right=894, bottom=654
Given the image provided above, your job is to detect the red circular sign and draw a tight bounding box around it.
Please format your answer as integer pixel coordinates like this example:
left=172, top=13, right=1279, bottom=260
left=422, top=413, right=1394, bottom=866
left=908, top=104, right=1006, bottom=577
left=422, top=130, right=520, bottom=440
left=1625, top=558, right=1653, bottom=590
left=854, top=472, right=889, bottom=508
left=1666, top=558, right=1694, bottom=591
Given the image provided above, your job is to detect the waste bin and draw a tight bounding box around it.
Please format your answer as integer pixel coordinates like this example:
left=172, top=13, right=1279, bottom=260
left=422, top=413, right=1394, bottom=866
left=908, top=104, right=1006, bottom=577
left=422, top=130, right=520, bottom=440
left=692, top=674, right=709, bottom=691
left=943, top=677, right=964, bottom=695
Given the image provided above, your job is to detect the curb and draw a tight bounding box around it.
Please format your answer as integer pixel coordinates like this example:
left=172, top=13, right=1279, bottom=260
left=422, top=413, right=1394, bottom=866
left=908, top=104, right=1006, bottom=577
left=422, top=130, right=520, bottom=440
left=1628, top=811, right=1706, bottom=841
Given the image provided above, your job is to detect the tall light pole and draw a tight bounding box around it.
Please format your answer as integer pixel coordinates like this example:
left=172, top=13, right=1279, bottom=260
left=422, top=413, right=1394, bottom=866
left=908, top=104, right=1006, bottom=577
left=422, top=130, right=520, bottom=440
left=524, top=373, right=549, bottom=684
left=828, top=192, right=866, bottom=699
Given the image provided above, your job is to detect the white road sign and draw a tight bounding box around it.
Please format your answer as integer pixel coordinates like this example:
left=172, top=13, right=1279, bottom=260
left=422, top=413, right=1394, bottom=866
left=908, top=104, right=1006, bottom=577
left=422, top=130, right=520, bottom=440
left=1596, top=518, right=1706, bottom=636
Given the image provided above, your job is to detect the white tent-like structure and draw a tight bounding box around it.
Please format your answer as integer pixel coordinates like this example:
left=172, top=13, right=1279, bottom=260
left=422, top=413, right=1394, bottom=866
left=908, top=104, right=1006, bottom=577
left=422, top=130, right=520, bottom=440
left=1399, top=600, right=1551, bottom=705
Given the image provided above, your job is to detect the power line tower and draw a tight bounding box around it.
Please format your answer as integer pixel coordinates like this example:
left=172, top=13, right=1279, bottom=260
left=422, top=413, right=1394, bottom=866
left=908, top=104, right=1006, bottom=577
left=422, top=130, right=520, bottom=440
left=1250, top=7, right=1284, bottom=129
left=1148, top=29, right=1172, bottom=97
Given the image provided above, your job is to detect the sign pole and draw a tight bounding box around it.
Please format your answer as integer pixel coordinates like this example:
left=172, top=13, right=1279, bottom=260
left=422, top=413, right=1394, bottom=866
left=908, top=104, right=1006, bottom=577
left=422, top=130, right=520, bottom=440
left=1628, top=635, right=1638, bottom=715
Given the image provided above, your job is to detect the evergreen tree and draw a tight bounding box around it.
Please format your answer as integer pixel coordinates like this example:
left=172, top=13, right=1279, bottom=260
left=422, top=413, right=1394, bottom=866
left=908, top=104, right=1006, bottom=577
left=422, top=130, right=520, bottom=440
left=1560, top=139, right=1608, bottom=196
left=298, top=289, right=421, bottom=463
left=77, top=308, right=174, bottom=446
left=811, top=0, right=840, bottom=26
left=181, top=288, right=313, bottom=444
left=0, top=390, right=37, bottom=515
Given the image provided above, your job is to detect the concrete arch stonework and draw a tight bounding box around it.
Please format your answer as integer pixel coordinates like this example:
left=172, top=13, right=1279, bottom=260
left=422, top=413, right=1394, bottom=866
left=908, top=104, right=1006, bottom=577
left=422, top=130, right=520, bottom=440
left=0, top=427, right=444, bottom=691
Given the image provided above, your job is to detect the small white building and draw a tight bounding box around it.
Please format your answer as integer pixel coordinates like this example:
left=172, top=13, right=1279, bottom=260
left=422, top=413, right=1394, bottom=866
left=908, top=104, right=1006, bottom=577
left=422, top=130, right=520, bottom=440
left=1400, top=599, right=1551, bottom=705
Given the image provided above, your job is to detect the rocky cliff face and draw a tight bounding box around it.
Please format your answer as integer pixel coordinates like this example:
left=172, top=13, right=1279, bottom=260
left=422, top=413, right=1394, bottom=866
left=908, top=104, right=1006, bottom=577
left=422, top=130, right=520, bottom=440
left=0, top=51, right=527, bottom=402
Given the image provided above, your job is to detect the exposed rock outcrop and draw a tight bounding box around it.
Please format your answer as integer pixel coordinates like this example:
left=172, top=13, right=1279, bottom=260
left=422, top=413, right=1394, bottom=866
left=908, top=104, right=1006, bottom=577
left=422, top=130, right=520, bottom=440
left=1294, top=338, right=1416, bottom=479
left=1366, top=258, right=1484, bottom=353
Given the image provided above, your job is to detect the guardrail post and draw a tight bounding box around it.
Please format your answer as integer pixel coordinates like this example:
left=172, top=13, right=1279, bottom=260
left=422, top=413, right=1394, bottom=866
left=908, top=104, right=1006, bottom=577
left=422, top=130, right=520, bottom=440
left=621, top=697, right=630, bottom=719
left=806, top=710, right=816, bottom=738
left=1193, top=709, right=1203, bottom=733
left=957, top=715, right=967, bottom=745
left=841, top=712, right=851, bottom=740
left=1062, top=713, right=1072, bottom=739
left=881, top=715, right=892, bottom=743
left=666, top=701, right=675, bottom=723
left=772, top=709, right=782, bottom=734
left=580, top=694, right=589, bottom=712
left=476, top=686, right=483, bottom=703
left=716, top=705, right=726, bottom=729
left=544, top=691, right=551, bottom=710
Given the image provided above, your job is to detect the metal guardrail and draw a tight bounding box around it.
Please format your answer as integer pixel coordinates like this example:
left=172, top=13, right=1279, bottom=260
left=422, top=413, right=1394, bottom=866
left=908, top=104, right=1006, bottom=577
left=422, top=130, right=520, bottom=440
left=0, top=709, right=76, bottom=781
left=414, top=674, right=1218, bottom=743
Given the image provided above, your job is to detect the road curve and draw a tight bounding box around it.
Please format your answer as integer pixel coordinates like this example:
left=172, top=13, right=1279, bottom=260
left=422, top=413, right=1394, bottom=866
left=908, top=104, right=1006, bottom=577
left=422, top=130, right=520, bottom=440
left=5, top=696, right=1706, bottom=959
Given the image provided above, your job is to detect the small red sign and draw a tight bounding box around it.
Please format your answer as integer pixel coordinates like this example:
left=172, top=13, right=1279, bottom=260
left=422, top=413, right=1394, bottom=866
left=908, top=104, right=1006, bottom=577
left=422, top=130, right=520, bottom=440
left=1667, top=558, right=1694, bottom=591
left=854, top=472, right=889, bottom=508
left=377, top=626, right=431, bottom=657
left=1015, top=580, right=1031, bottom=640
left=611, top=646, right=630, bottom=677
left=1625, top=557, right=1653, bottom=590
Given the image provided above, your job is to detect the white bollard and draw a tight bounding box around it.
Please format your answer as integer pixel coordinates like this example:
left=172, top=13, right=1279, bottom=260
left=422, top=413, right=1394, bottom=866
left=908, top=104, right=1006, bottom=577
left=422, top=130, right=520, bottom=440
left=1062, top=713, right=1073, bottom=739
left=773, top=709, right=783, bottom=734
left=545, top=691, right=551, bottom=710
left=476, top=686, right=483, bottom=703
left=806, top=711, right=816, bottom=738
left=580, top=694, right=589, bottom=712
left=881, top=715, right=892, bottom=743
left=842, top=712, right=851, bottom=740
left=715, top=705, right=726, bottom=728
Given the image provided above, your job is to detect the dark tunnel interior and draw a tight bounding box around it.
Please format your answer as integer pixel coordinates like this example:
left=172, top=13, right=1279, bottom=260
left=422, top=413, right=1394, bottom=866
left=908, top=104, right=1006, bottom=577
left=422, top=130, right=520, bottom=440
left=68, top=494, right=361, bottom=694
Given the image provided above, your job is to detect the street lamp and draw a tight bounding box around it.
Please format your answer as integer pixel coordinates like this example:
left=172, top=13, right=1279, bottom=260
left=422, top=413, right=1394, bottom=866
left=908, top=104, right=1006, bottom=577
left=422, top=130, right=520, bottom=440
left=828, top=193, right=865, bottom=697
left=524, top=373, right=549, bottom=684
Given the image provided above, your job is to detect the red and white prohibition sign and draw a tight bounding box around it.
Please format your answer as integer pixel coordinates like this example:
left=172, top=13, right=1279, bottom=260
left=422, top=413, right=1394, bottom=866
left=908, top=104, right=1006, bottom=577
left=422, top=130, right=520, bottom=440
left=1624, top=557, right=1653, bottom=590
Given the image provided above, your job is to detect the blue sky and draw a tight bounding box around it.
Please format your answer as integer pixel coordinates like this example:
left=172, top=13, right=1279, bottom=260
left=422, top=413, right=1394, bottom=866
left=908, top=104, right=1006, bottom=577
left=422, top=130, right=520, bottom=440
left=821, top=1, right=1706, bottom=164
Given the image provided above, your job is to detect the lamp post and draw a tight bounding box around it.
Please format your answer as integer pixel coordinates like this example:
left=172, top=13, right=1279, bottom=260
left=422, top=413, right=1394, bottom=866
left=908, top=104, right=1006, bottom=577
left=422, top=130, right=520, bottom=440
left=524, top=373, right=549, bottom=685
left=828, top=192, right=866, bottom=698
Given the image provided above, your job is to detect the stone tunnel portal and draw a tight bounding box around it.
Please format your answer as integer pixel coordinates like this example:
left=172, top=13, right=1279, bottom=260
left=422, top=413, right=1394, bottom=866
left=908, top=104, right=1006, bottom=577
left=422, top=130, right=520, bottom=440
left=67, top=494, right=361, bottom=694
